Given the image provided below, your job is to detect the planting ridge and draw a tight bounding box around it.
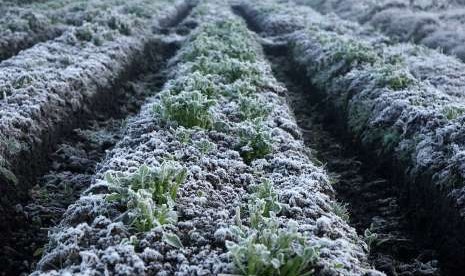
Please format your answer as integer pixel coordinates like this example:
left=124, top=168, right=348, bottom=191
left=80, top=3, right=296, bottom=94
left=0, top=0, right=194, bottom=271
left=0, top=0, right=175, bottom=61
left=294, top=0, right=465, bottom=61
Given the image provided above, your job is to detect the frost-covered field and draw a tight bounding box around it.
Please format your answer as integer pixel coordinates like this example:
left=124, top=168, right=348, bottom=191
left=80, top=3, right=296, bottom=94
left=1, top=0, right=465, bottom=275
left=295, top=0, right=465, bottom=61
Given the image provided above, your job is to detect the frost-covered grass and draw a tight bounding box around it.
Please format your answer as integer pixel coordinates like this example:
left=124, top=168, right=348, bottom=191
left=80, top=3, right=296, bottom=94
left=32, top=1, right=379, bottom=275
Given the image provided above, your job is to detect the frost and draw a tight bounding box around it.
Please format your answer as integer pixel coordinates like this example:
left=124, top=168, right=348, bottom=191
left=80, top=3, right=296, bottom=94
left=296, top=0, right=465, bottom=62
left=240, top=0, right=465, bottom=270
left=34, top=1, right=379, bottom=275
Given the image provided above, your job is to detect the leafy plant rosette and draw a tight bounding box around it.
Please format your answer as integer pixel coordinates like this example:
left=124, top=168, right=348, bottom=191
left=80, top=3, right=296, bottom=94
left=225, top=181, right=319, bottom=276
left=105, top=162, right=187, bottom=248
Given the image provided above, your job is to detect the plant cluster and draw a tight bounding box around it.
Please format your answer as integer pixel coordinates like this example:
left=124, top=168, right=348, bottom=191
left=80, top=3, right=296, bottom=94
left=236, top=121, right=273, bottom=164
left=442, top=106, right=465, bottom=120
left=226, top=181, right=319, bottom=276
left=153, top=19, right=273, bottom=163
left=155, top=90, right=217, bottom=129
left=105, top=162, right=186, bottom=243
left=329, top=201, right=350, bottom=222
left=372, top=64, right=416, bottom=91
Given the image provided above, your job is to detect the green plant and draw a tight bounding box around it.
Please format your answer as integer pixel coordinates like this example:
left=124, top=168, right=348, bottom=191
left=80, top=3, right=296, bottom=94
left=363, top=224, right=387, bottom=254
left=127, top=190, right=177, bottom=232
left=108, top=16, right=131, bottom=35
left=382, top=130, right=401, bottom=151
left=443, top=106, right=465, bottom=120
left=227, top=202, right=318, bottom=275
left=120, top=235, right=140, bottom=248
left=106, top=163, right=187, bottom=232
left=329, top=201, right=350, bottom=222
left=194, top=138, right=216, bottom=155
left=190, top=56, right=262, bottom=84
left=107, top=163, right=186, bottom=204
left=154, top=91, right=216, bottom=129
left=182, top=21, right=257, bottom=63
left=175, top=127, right=194, bottom=144
left=252, top=179, right=282, bottom=217
left=169, top=72, right=221, bottom=99
left=375, top=65, right=415, bottom=90
left=331, top=38, right=378, bottom=69
left=0, top=166, right=18, bottom=186
left=239, top=95, right=271, bottom=121
left=1, top=137, right=23, bottom=156
left=75, top=25, right=93, bottom=41
left=237, top=121, right=273, bottom=163
left=225, top=180, right=319, bottom=275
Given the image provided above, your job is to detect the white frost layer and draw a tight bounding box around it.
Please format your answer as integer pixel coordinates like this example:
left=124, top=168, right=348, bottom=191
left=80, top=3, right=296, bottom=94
left=33, top=1, right=381, bottom=275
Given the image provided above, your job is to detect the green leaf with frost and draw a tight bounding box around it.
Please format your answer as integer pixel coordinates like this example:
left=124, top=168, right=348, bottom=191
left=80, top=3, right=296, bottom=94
left=163, top=232, right=183, bottom=249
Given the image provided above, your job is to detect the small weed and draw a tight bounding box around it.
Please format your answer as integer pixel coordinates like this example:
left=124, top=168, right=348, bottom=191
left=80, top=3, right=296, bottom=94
left=93, top=35, right=103, bottom=46
left=191, top=56, right=262, bottom=84
left=331, top=39, right=378, bottom=69
left=387, top=74, right=414, bottom=90
left=175, top=127, right=194, bottom=145
left=12, top=74, right=34, bottom=89
left=0, top=166, right=18, bottom=186
left=252, top=179, right=282, bottom=217
left=329, top=201, right=350, bottom=222
left=225, top=180, right=319, bottom=275
left=1, top=137, right=23, bottom=156
left=106, top=163, right=187, bottom=205
left=169, top=72, right=221, bottom=99
left=382, top=131, right=401, bottom=151
left=108, top=16, right=131, bottom=35
left=363, top=224, right=387, bottom=254
left=183, top=21, right=257, bottom=63
left=120, top=235, right=139, bottom=248
left=127, top=190, right=178, bottom=232
left=163, top=232, right=184, bottom=249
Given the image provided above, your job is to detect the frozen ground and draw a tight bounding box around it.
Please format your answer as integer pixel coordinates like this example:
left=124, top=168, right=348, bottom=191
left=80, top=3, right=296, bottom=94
left=1, top=0, right=465, bottom=275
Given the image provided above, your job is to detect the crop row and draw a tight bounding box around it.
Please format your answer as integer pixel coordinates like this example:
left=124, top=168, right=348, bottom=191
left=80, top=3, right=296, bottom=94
left=245, top=0, right=465, bottom=101
left=0, top=3, right=63, bottom=61
left=0, top=0, right=192, bottom=240
left=33, top=1, right=383, bottom=275
left=0, top=0, right=173, bottom=61
left=237, top=0, right=465, bottom=272
left=294, top=0, right=465, bottom=61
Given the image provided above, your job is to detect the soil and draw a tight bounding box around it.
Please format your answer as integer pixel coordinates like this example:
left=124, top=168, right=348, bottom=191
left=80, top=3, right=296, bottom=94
left=264, top=47, right=442, bottom=276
